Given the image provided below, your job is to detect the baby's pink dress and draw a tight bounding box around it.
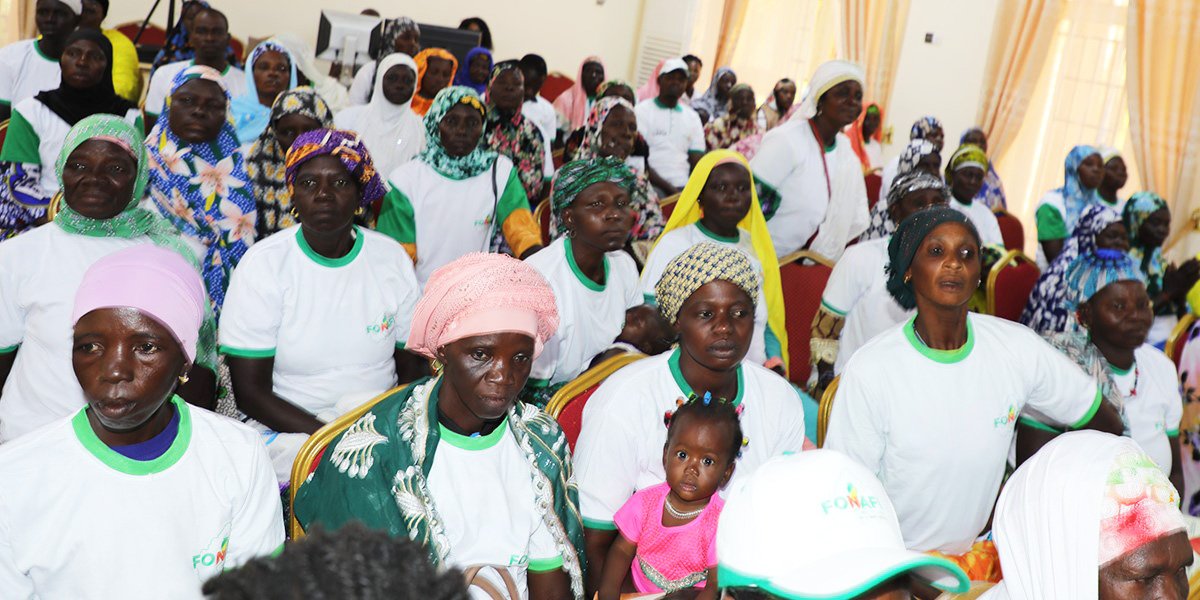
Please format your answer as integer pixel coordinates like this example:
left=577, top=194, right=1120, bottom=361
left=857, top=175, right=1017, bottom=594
left=612, top=482, right=723, bottom=594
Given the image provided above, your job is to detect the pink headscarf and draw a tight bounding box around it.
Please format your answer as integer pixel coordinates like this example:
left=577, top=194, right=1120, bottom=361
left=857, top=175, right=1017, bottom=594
left=636, top=58, right=665, bottom=102
left=72, top=245, right=207, bottom=363
left=553, top=56, right=605, bottom=130
left=406, top=253, right=559, bottom=359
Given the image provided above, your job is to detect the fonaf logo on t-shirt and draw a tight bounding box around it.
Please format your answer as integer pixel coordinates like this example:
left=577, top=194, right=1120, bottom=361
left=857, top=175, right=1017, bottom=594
left=820, top=484, right=882, bottom=515
left=993, top=404, right=1018, bottom=429
left=192, top=522, right=233, bottom=577
left=365, top=312, right=397, bottom=339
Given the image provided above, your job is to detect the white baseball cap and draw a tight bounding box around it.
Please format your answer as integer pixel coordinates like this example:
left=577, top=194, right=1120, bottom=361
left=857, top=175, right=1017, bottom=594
left=659, top=57, right=689, bottom=77
left=58, top=0, right=83, bottom=15
left=717, top=450, right=969, bottom=598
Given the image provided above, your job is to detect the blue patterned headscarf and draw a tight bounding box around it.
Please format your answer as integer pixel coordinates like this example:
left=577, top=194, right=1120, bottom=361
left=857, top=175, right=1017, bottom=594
left=1122, top=191, right=1169, bottom=296
left=418, top=86, right=498, bottom=180
left=1058, top=145, right=1102, bottom=233
left=230, top=41, right=299, bottom=145
left=453, top=47, right=492, bottom=94
left=910, top=116, right=943, bottom=141
left=145, top=65, right=257, bottom=315
left=1064, top=249, right=1145, bottom=312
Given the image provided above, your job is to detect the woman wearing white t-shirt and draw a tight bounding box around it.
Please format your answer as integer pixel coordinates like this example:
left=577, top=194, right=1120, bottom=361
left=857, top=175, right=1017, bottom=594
left=220, top=129, right=421, bottom=482
left=0, top=244, right=283, bottom=598
left=576, top=242, right=806, bottom=596
left=945, top=143, right=1003, bottom=248
left=525, top=159, right=641, bottom=402
left=824, top=207, right=1122, bottom=583
left=1019, top=250, right=1183, bottom=494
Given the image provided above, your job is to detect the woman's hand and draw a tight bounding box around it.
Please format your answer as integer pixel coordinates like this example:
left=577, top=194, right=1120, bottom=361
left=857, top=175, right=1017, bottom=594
left=1162, top=259, right=1200, bottom=304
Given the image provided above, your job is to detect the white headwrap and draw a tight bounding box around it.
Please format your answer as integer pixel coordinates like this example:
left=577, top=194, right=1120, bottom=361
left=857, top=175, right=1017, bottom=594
left=269, top=33, right=351, bottom=113
left=58, top=0, right=82, bottom=15
left=798, top=60, right=865, bottom=119
left=335, top=53, right=426, bottom=177
left=982, top=431, right=1186, bottom=599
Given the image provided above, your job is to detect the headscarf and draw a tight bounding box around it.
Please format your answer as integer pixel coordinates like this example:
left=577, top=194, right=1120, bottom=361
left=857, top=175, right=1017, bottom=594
left=549, top=158, right=637, bottom=236
left=35, top=29, right=135, bottom=126
left=597, top=79, right=634, bottom=100
left=572, top=96, right=664, bottom=241
left=862, top=139, right=940, bottom=240
left=1020, top=203, right=1124, bottom=333
left=411, top=48, right=459, bottom=117
left=230, top=41, right=299, bottom=145
left=654, top=242, right=760, bottom=325
left=453, top=47, right=492, bottom=94
left=485, top=60, right=546, bottom=200
left=960, top=127, right=1007, bottom=210
left=145, top=65, right=257, bottom=314
left=885, top=170, right=951, bottom=209
left=1057, top=145, right=1103, bottom=232
left=886, top=207, right=978, bottom=310
left=636, top=58, right=665, bottom=102
left=987, top=431, right=1185, bottom=599
left=797, top=60, right=865, bottom=120
left=945, top=143, right=989, bottom=204
left=910, top=116, right=943, bottom=141
left=72, top=245, right=206, bottom=364
left=284, top=129, right=387, bottom=209
left=552, top=56, right=605, bottom=130
left=417, top=86, right=496, bottom=180
left=406, top=252, right=559, bottom=359
left=1123, top=191, right=1168, bottom=297
left=246, top=87, right=334, bottom=237
left=848, top=102, right=882, bottom=170
left=691, top=67, right=737, bottom=122
left=653, top=150, right=788, bottom=368
left=269, top=33, right=350, bottom=112
left=149, top=0, right=243, bottom=72
left=362, top=17, right=420, bottom=105
left=1063, top=248, right=1146, bottom=312
left=57, top=0, right=81, bottom=14
left=339, top=53, right=426, bottom=177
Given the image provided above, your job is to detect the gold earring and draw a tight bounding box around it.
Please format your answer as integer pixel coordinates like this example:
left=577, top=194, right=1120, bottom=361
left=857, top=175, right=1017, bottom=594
left=904, top=273, right=912, bottom=284
left=289, top=206, right=300, bottom=219
left=354, top=206, right=366, bottom=216
left=178, top=373, right=190, bottom=384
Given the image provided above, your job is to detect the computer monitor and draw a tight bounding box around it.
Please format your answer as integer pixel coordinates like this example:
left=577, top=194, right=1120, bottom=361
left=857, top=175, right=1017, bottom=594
left=315, top=10, right=381, bottom=67
left=414, top=23, right=482, bottom=68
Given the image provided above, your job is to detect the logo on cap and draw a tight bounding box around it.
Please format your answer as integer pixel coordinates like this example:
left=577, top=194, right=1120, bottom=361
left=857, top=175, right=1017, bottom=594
left=821, top=483, right=881, bottom=515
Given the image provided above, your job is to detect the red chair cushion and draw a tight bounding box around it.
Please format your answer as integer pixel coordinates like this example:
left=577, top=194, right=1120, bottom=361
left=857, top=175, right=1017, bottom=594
left=864, top=173, right=882, bottom=210
left=661, top=202, right=676, bottom=223
left=993, top=261, right=1039, bottom=321
left=538, top=204, right=551, bottom=244
left=557, top=384, right=600, bottom=451
left=779, top=260, right=833, bottom=386
left=116, top=22, right=166, bottom=47
left=540, top=73, right=574, bottom=104
left=995, top=210, right=1024, bottom=252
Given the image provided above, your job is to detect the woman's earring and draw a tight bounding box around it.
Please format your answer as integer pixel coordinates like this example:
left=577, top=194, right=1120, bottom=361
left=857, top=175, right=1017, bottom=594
left=289, top=206, right=300, bottom=219
left=354, top=206, right=366, bottom=216
left=178, top=373, right=190, bottom=384
left=904, top=273, right=912, bottom=284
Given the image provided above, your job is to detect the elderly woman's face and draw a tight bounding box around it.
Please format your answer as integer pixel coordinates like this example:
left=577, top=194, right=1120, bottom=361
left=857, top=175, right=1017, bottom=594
left=168, top=79, right=227, bottom=144
left=253, top=50, right=291, bottom=104
left=438, top=332, right=535, bottom=422
left=382, top=64, right=416, bottom=106
left=889, top=188, right=947, bottom=225
left=72, top=307, right=188, bottom=433
left=676, top=280, right=755, bottom=373
left=1099, top=530, right=1191, bottom=600
left=906, top=221, right=981, bottom=311
left=488, top=68, right=524, bottom=113
left=62, top=139, right=138, bottom=220
left=599, top=104, right=637, bottom=159
left=563, top=181, right=633, bottom=253
left=1079, top=280, right=1152, bottom=353
left=291, top=155, right=360, bottom=234
left=816, top=80, right=863, bottom=129
left=438, top=103, right=484, bottom=158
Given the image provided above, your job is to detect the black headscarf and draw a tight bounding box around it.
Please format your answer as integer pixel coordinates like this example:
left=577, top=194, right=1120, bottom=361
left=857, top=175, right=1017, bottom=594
left=35, top=29, right=136, bottom=126
left=886, top=206, right=980, bottom=309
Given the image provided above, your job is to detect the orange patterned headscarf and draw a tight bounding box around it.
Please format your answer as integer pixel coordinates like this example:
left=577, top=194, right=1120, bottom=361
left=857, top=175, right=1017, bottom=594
left=412, top=48, right=459, bottom=117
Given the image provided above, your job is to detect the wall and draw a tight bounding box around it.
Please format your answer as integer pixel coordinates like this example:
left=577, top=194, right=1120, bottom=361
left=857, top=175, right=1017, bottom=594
left=107, top=0, right=648, bottom=81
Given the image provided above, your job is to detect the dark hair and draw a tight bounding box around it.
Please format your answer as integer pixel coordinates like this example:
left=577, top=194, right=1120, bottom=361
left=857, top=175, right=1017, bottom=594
left=191, top=6, right=229, bottom=30
left=519, top=54, right=548, bottom=77
left=682, top=54, right=702, bottom=66
left=201, top=523, right=470, bottom=600
left=458, top=17, right=492, bottom=50
left=665, top=392, right=745, bottom=464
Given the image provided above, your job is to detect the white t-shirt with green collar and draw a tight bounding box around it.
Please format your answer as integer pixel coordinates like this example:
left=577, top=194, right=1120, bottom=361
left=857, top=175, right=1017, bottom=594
left=634, top=98, right=705, bottom=188
left=144, top=59, right=248, bottom=118
left=1111, top=344, right=1183, bottom=473
left=0, top=397, right=284, bottom=598
left=0, top=39, right=60, bottom=109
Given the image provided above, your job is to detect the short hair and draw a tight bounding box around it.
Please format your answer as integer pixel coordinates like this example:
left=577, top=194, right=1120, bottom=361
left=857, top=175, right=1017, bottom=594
left=665, top=393, right=745, bottom=464
left=201, top=523, right=470, bottom=600
left=683, top=54, right=702, bottom=66
left=519, top=54, right=548, bottom=77
left=190, top=6, right=229, bottom=30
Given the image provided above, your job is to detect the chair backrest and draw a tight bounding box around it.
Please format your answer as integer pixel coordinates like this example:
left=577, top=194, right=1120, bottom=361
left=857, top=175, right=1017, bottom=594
left=777, top=250, right=834, bottom=386
left=1166, top=313, right=1197, bottom=370
left=659, top=193, right=680, bottom=223
left=985, top=250, right=1040, bottom=321
left=115, top=21, right=167, bottom=48
left=540, top=72, right=574, bottom=103
left=534, top=198, right=551, bottom=245
left=816, top=375, right=839, bottom=447
left=0, top=119, right=8, bottom=152
left=288, top=383, right=412, bottom=540
left=994, top=209, right=1025, bottom=252
left=546, top=352, right=646, bottom=450
left=864, top=173, right=882, bottom=210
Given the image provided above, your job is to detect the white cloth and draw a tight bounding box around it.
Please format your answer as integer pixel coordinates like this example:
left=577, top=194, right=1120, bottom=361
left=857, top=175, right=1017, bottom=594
left=639, top=224, right=770, bottom=365
left=347, top=61, right=376, bottom=106
left=269, top=33, right=350, bottom=112
left=0, top=399, right=284, bottom=598
left=824, top=313, right=1102, bottom=554
left=880, top=155, right=901, bottom=204
left=634, top=98, right=705, bottom=189
left=11, top=98, right=140, bottom=197
left=429, top=419, right=563, bottom=600
left=949, top=197, right=1004, bottom=248
left=522, top=96, right=557, bottom=179
left=144, top=60, right=247, bottom=117
left=575, top=349, right=806, bottom=526
left=819, top=237, right=912, bottom=373
left=795, top=60, right=864, bottom=120
left=334, top=54, right=425, bottom=175
left=751, top=119, right=869, bottom=260
left=526, top=237, right=640, bottom=386
left=0, top=40, right=60, bottom=107
left=864, top=139, right=883, bottom=171
left=0, top=225, right=149, bottom=442
left=1114, top=345, right=1184, bottom=473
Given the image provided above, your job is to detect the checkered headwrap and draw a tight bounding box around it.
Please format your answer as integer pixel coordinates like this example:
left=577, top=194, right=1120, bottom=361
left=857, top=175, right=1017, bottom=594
left=655, top=242, right=760, bottom=324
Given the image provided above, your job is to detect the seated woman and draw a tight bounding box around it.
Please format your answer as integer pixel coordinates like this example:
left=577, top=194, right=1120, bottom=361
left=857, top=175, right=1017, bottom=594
left=246, top=87, right=334, bottom=237
left=861, top=138, right=941, bottom=241
left=575, top=243, right=806, bottom=596
left=411, top=48, right=458, bottom=117
left=810, top=171, right=949, bottom=389
left=347, top=16, right=421, bottom=106
left=335, top=53, right=425, bottom=180
left=0, top=115, right=217, bottom=443
left=1035, top=145, right=1104, bottom=267
left=1098, top=146, right=1128, bottom=211
left=376, top=87, right=542, bottom=285
left=750, top=60, right=868, bottom=261
left=880, top=116, right=945, bottom=196
left=1019, top=250, right=1182, bottom=493
left=220, top=129, right=421, bottom=482
left=1123, top=192, right=1200, bottom=348
left=825, top=207, right=1122, bottom=583
left=294, top=253, right=583, bottom=600
left=525, top=159, right=641, bottom=402
left=985, top=431, right=1190, bottom=599
left=230, top=41, right=298, bottom=145
left=553, top=57, right=605, bottom=132
left=453, top=46, right=491, bottom=94
left=145, top=65, right=257, bottom=315
left=755, top=78, right=797, bottom=133
left=562, top=80, right=651, bottom=172
left=484, top=61, right=546, bottom=202
left=944, top=143, right=1003, bottom=248
left=1021, top=204, right=1127, bottom=333
left=704, top=83, right=759, bottom=151
left=959, top=127, right=1006, bottom=210
left=690, top=67, right=737, bottom=125
left=0, top=244, right=283, bottom=597
left=0, top=29, right=140, bottom=238
left=640, top=150, right=786, bottom=372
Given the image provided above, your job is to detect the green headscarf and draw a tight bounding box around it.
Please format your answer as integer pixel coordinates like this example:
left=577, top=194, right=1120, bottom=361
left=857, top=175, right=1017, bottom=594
left=944, top=143, right=989, bottom=183
left=886, top=207, right=980, bottom=310
left=550, top=158, right=637, bottom=236
left=417, top=86, right=498, bottom=180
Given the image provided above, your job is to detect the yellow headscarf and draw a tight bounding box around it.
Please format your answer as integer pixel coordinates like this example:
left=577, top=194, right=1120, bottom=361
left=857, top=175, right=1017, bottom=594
left=654, top=149, right=789, bottom=372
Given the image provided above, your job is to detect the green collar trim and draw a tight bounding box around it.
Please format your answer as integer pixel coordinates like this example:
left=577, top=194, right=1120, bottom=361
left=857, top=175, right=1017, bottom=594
left=824, top=139, right=837, bottom=153
left=654, top=97, right=683, bottom=112
left=296, top=226, right=364, bottom=268
left=72, top=396, right=192, bottom=476
left=667, top=347, right=744, bottom=406
left=439, top=417, right=508, bottom=451
left=717, top=555, right=969, bottom=599
left=33, top=39, right=57, bottom=63
left=696, top=221, right=740, bottom=244
left=1108, top=361, right=1134, bottom=376
left=564, top=237, right=608, bottom=292
left=903, top=316, right=974, bottom=364
left=188, top=58, right=231, bottom=76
